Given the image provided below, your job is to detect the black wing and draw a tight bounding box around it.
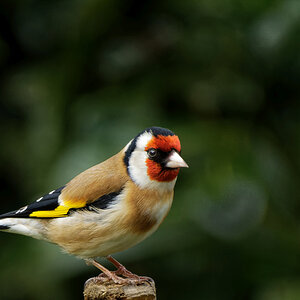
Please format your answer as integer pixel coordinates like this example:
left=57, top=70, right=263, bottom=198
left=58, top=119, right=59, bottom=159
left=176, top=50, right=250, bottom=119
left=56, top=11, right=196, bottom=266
left=0, top=187, right=65, bottom=219
left=0, top=187, right=121, bottom=219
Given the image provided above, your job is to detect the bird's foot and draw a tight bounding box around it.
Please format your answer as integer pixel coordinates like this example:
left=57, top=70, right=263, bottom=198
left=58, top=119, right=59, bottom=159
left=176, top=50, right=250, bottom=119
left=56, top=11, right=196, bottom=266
left=114, top=265, right=153, bottom=283
left=107, top=255, right=154, bottom=284
left=96, top=271, right=128, bottom=284
left=86, top=258, right=128, bottom=284
left=114, top=264, right=137, bottom=278
left=86, top=258, right=152, bottom=285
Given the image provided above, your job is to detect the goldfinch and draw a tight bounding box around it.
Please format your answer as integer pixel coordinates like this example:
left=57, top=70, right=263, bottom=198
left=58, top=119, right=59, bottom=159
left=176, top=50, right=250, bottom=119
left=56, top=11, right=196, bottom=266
left=0, top=127, right=188, bottom=283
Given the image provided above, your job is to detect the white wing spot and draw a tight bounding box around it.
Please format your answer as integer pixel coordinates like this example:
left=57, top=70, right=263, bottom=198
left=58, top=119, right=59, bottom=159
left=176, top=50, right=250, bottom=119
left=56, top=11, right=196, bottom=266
left=16, top=206, right=28, bottom=214
left=36, top=197, right=43, bottom=202
left=48, top=190, right=55, bottom=194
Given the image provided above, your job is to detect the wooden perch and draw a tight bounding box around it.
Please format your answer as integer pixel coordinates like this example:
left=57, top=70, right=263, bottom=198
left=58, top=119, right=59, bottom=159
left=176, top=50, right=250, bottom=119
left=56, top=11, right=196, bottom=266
left=83, top=276, right=156, bottom=300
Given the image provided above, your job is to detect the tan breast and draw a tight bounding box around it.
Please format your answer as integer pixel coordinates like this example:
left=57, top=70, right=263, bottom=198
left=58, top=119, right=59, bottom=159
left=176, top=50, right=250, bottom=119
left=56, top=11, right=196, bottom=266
left=123, top=181, right=174, bottom=234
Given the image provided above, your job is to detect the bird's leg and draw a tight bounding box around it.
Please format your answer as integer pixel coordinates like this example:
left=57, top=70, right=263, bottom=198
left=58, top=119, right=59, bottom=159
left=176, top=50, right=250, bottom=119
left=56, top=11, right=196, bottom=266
left=106, top=255, right=153, bottom=283
left=106, top=255, right=138, bottom=278
left=85, top=259, right=126, bottom=284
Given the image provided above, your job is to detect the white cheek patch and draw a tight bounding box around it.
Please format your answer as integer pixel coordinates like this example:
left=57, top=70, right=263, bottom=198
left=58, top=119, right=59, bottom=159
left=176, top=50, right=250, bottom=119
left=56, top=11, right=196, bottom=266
left=127, top=132, right=152, bottom=189
left=128, top=150, right=149, bottom=188
left=136, top=131, right=153, bottom=149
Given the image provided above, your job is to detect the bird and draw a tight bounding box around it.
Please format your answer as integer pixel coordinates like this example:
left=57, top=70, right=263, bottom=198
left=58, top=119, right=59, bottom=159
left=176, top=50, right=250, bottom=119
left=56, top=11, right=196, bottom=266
left=0, top=126, right=188, bottom=283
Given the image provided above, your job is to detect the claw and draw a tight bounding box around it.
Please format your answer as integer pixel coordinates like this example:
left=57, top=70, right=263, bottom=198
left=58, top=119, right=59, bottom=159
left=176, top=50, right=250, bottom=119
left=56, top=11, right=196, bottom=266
left=85, top=259, right=125, bottom=284
left=106, top=255, right=154, bottom=284
left=86, top=257, right=154, bottom=285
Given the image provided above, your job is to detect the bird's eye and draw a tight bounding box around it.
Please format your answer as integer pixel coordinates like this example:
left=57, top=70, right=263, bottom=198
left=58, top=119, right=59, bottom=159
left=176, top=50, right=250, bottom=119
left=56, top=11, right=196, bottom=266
left=147, top=148, right=158, bottom=159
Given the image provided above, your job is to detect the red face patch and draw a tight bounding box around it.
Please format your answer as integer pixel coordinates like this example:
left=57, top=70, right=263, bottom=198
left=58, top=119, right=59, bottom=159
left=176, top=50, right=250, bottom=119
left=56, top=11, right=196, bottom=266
left=145, top=135, right=181, bottom=182
left=146, top=160, right=180, bottom=182
left=145, top=135, right=181, bottom=153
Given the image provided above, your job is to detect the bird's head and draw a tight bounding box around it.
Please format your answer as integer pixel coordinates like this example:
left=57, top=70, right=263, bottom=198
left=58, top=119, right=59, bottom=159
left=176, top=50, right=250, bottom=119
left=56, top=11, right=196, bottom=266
left=124, top=127, right=188, bottom=190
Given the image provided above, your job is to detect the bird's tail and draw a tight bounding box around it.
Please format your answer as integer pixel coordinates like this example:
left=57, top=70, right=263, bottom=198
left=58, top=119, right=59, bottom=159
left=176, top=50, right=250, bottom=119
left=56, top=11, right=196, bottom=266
left=0, top=218, right=12, bottom=231
left=0, top=217, right=24, bottom=234
left=0, top=224, right=10, bottom=230
left=0, top=217, right=46, bottom=240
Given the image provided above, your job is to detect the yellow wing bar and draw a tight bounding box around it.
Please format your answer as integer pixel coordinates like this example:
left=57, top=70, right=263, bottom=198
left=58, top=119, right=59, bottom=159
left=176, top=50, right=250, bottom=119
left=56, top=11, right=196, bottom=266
left=29, top=205, right=70, bottom=218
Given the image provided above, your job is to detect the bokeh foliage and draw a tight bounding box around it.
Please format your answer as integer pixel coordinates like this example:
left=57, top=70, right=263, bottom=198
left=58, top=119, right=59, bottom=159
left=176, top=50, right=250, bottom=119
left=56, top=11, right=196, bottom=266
left=0, top=0, right=300, bottom=299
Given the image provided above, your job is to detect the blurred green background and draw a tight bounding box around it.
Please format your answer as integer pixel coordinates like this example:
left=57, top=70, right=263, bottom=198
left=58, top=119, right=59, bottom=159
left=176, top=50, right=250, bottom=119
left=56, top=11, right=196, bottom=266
left=0, top=0, right=300, bottom=299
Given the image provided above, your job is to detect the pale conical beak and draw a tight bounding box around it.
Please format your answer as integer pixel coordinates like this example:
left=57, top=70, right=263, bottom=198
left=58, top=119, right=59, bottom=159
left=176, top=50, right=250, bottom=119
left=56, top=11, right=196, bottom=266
left=165, top=151, right=189, bottom=168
